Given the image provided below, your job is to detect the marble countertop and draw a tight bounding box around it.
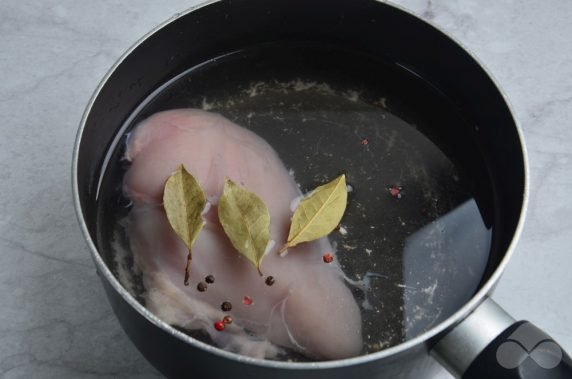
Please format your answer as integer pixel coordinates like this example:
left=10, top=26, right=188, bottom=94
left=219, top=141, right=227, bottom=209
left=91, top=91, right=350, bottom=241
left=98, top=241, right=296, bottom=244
left=1, top=0, right=570, bottom=378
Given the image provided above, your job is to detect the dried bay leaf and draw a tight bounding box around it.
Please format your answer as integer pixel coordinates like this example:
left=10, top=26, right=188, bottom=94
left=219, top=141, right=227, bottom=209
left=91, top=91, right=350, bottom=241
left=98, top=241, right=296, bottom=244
left=163, top=164, right=206, bottom=285
left=218, top=178, right=271, bottom=275
left=285, top=174, right=347, bottom=250
left=163, top=164, right=206, bottom=250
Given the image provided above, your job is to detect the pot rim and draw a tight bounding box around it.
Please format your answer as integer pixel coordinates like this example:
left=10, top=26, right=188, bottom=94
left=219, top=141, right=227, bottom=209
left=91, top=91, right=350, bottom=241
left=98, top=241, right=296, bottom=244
left=72, top=0, right=530, bottom=370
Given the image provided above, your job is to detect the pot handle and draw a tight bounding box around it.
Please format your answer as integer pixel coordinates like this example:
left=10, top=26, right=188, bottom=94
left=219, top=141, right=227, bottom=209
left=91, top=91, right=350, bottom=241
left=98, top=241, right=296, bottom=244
left=431, top=297, right=572, bottom=379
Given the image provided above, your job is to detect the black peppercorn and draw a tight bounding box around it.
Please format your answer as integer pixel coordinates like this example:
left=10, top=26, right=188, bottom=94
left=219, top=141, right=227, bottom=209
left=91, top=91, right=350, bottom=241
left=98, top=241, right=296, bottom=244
left=221, top=301, right=232, bottom=312
left=197, top=282, right=207, bottom=292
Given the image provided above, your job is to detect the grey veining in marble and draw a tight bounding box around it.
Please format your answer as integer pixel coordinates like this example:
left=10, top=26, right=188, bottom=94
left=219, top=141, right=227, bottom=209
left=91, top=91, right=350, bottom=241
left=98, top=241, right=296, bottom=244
left=0, top=1, right=570, bottom=378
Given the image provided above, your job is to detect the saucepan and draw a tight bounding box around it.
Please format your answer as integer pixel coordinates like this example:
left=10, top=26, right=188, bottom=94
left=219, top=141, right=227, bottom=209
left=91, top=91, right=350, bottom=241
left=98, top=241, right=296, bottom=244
left=72, top=0, right=571, bottom=377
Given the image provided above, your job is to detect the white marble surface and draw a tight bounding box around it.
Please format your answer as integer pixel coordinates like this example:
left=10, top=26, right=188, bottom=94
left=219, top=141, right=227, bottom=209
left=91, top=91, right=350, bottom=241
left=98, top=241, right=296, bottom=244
left=0, top=1, right=570, bottom=378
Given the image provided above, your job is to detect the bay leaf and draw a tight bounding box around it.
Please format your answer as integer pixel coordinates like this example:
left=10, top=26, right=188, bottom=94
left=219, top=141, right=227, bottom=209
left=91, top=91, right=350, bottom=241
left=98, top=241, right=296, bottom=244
left=218, top=178, right=270, bottom=275
left=163, top=164, right=206, bottom=285
left=285, top=174, right=347, bottom=249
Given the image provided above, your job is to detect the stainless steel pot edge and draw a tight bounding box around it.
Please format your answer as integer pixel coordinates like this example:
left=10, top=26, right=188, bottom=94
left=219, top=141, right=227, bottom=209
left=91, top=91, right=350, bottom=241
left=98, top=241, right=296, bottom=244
left=71, top=0, right=530, bottom=371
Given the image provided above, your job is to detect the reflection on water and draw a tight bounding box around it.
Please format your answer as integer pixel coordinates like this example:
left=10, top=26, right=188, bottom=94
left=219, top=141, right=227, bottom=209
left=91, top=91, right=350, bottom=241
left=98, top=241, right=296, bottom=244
left=402, top=199, right=492, bottom=338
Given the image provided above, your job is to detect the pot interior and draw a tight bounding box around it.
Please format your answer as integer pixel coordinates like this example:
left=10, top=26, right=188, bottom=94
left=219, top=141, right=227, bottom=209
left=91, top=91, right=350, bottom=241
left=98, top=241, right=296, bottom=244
left=76, top=0, right=525, bottom=363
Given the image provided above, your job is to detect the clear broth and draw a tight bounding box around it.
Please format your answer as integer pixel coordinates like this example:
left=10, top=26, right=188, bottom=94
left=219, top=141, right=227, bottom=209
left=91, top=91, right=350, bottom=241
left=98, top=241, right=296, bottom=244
left=96, top=43, right=494, bottom=359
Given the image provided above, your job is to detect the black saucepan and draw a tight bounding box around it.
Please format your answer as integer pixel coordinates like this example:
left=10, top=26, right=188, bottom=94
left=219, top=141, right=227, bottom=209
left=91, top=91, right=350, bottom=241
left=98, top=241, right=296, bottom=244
left=73, top=0, right=571, bottom=378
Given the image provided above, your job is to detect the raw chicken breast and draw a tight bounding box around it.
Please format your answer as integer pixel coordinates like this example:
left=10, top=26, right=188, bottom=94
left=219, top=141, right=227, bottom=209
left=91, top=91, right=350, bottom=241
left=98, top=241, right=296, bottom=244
left=123, top=109, right=362, bottom=360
